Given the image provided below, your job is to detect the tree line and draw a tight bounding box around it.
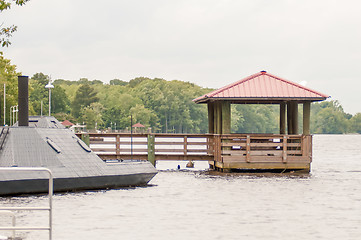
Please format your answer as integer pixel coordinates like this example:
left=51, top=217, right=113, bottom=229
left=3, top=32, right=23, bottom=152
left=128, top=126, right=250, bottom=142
left=0, top=56, right=360, bottom=134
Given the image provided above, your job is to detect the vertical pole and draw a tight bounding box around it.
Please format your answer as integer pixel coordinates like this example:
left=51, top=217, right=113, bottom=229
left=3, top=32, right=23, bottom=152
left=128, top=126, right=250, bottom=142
left=246, top=135, right=251, bottom=163
left=280, top=102, right=286, bottom=134
left=215, top=102, right=222, bottom=134
left=303, top=102, right=311, bottom=135
left=48, top=88, right=51, bottom=116
left=292, top=102, right=298, bottom=134
left=48, top=170, right=53, bottom=240
left=131, top=115, right=133, bottom=160
left=116, top=134, right=120, bottom=156
left=282, top=135, right=288, bottom=163
left=287, top=102, right=293, bottom=134
left=41, top=100, right=43, bottom=116
left=3, top=84, right=5, bottom=125
left=213, top=102, right=218, bottom=134
left=9, top=106, right=12, bottom=126
left=207, top=102, right=214, bottom=134
left=221, top=101, right=231, bottom=134
left=147, top=134, right=155, bottom=166
left=18, top=76, right=29, bottom=126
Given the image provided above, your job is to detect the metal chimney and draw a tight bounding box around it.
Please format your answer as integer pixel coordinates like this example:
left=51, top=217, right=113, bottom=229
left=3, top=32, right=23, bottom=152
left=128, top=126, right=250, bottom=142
left=18, top=76, right=29, bottom=126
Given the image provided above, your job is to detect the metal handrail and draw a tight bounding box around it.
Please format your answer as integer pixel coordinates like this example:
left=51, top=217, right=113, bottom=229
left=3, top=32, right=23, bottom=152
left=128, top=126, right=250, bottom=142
left=0, top=167, right=53, bottom=240
left=0, top=211, right=15, bottom=239
left=0, top=127, right=9, bottom=150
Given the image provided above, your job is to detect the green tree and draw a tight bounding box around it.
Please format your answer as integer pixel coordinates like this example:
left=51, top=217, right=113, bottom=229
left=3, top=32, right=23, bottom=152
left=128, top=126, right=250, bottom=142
left=0, top=52, right=21, bottom=125
left=350, top=113, right=361, bottom=134
left=232, top=104, right=278, bottom=133
left=29, top=73, right=50, bottom=115
left=130, top=104, right=158, bottom=129
left=71, top=84, right=99, bottom=118
left=81, top=102, right=104, bottom=130
left=311, top=100, right=350, bottom=134
left=109, top=79, right=127, bottom=86
left=52, top=85, right=70, bottom=113
left=0, top=0, right=29, bottom=47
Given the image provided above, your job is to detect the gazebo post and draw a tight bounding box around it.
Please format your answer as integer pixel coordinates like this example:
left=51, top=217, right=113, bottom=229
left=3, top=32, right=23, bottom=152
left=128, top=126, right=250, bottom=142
left=221, top=101, right=231, bottom=134
left=303, top=102, right=311, bottom=135
left=291, top=102, right=298, bottom=135
left=287, top=102, right=293, bottom=134
left=208, top=102, right=214, bottom=134
left=215, top=102, right=222, bottom=134
left=280, top=102, right=286, bottom=134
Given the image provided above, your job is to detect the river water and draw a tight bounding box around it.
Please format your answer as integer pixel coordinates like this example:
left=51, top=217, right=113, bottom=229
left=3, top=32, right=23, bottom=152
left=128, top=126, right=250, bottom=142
left=1, top=134, right=361, bottom=240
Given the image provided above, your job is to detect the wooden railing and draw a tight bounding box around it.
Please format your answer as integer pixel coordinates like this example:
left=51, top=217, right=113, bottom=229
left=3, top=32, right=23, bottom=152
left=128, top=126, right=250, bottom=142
left=76, top=133, right=214, bottom=164
left=76, top=133, right=312, bottom=170
left=214, top=134, right=312, bottom=169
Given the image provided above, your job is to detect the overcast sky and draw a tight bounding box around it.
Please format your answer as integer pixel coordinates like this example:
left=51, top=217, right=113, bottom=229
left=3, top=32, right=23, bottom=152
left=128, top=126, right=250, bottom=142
left=2, top=0, right=361, bottom=114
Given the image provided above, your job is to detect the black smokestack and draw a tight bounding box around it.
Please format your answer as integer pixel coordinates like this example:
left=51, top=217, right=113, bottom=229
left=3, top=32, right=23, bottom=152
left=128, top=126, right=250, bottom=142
left=18, top=76, right=29, bottom=127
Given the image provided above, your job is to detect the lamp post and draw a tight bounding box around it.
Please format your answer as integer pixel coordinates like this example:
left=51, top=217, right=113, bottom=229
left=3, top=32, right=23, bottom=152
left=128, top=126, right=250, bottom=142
left=45, top=79, right=54, bottom=116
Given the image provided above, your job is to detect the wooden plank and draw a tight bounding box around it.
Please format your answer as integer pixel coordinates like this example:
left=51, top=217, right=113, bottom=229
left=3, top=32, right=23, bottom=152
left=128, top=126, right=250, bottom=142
left=249, top=142, right=286, bottom=147
left=155, top=142, right=185, bottom=145
left=92, top=148, right=148, bottom=152
left=222, top=162, right=310, bottom=171
left=186, top=142, right=209, bottom=145
left=246, top=135, right=250, bottom=163
left=90, top=141, right=116, bottom=144
left=186, top=149, right=212, bottom=153
left=155, top=149, right=185, bottom=153
left=183, top=136, right=187, bottom=156
left=222, top=150, right=246, bottom=155
left=116, top=134, right=120, bottom=155
left=90, top=141, right=148, bottom=145
left=283, top=135, right=287, bottom=163
left=221, top=142, right=247, bottom=147
left=155, top=155, right=213, bottom=161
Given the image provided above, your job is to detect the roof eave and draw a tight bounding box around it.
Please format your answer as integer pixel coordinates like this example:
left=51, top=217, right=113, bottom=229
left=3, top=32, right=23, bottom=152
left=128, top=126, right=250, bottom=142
left=194, top=97, right=329, bottom=104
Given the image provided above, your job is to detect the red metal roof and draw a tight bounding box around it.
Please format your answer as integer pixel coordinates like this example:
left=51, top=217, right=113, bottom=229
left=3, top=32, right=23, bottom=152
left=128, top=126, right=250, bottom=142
left=132, top=123, right=145, bottom=128
left=193, top=71, right=329, bottom=103
left=61, top=120, right=74, bottom=126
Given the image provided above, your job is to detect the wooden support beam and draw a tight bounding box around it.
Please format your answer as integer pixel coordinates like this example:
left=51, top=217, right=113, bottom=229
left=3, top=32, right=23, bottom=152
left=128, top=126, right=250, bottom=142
left=246, top=135, right=251, bottom=163
left=116, top=134, right=120, bottom=155
left=287, top=102, right=293, bottom=134
left=207, top=102, right=214, bottom=134
left=221, top=101, right=231, bottom=134
left=183, top=136, right=188, bottom=160
left=303, top=102, right=311, bottom=135
left=292, top=102, right=299, bottom=134
left=215, top=102, right=222, bottom=134
left=282, top=135, right=287, bottom=163
left=280, top=102, right=286, bottom=134
left=147, top=134, right=156, bottom=166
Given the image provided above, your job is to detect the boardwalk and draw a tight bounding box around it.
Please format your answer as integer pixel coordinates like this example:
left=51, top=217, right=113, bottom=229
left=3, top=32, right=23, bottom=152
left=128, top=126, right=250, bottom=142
left=76, top=132, right=312, bottom=172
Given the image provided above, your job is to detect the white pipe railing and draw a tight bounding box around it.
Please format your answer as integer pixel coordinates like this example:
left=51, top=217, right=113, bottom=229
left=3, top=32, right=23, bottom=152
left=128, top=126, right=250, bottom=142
left=0, top=167, right=53, bottom=240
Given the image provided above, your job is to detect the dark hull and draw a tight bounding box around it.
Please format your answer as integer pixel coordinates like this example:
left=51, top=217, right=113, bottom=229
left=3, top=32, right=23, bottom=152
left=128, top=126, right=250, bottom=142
left=0, top=172, right=156, bottom=196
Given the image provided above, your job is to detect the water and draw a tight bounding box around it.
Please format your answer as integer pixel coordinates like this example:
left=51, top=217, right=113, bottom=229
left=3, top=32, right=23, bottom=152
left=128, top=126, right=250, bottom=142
left=1, top=135, right=361, bottom=240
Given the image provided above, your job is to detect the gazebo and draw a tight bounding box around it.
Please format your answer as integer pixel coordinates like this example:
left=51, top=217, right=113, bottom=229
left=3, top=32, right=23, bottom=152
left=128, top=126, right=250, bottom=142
left=61, top=120, right=75, bottom=128
left=193, top=71, right=329, bottom=172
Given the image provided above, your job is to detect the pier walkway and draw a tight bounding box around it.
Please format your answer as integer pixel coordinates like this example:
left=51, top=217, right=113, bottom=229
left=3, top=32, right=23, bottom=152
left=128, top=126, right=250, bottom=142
left=76, top=133, right=312, bottom=172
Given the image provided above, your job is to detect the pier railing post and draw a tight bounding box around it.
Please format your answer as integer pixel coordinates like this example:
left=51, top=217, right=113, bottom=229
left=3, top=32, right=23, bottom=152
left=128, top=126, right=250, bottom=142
left=147, top=134, right=156, bottom=166
left=81, top=133, right=90, bottom=146
left=116, top=134, right=120, bottom=156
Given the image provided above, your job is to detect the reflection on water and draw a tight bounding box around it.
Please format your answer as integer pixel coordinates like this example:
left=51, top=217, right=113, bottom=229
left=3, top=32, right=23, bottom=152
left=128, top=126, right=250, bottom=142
left=1, top=135, right=361, bottom=240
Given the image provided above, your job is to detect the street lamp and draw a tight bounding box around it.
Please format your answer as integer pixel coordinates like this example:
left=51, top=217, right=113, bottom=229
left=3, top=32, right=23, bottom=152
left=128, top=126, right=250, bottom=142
left=45, top=79, right=54, bottom=116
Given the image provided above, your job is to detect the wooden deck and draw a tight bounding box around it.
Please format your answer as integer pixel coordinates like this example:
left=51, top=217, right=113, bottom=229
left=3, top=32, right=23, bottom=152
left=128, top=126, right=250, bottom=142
left=76, top=133, right=312, bottom=172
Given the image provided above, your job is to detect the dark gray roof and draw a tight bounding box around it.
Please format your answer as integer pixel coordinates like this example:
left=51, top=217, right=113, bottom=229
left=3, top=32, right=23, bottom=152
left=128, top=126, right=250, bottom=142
left=0, top=117, right=157, bottom=183
left=13, top=116, right=66, bottom=128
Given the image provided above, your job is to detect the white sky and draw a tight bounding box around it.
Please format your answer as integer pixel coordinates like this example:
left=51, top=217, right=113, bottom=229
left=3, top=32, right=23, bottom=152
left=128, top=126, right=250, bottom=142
left=2, top=0, right=361, bottom=114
